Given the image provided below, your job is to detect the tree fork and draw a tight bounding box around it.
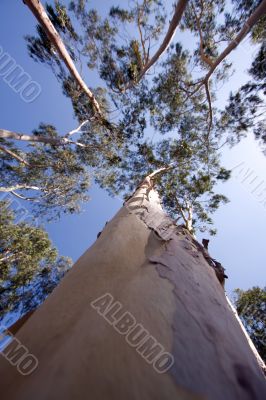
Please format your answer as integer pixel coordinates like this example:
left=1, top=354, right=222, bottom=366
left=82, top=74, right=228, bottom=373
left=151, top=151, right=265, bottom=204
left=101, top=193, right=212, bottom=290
left=124, top=0, right=189, bottom=90
left=0, top=175, right=265, bottom=399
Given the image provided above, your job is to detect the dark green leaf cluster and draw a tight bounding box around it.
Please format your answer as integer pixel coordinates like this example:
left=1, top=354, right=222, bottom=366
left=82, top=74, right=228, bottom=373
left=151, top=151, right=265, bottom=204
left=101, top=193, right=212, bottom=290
left=0, top=201, right=72, bottom=320
left=234, top=286, right=266, bottom=362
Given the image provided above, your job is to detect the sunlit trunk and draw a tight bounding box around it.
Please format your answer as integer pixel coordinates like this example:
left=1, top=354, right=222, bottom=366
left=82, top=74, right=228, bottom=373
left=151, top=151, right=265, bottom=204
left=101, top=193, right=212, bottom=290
left=0, top=178, right=265, bottom=400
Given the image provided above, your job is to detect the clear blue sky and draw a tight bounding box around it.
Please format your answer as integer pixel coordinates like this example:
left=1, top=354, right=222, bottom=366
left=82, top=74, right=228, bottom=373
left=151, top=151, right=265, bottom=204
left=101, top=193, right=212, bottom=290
left=0, top=0, right=265, bottom=298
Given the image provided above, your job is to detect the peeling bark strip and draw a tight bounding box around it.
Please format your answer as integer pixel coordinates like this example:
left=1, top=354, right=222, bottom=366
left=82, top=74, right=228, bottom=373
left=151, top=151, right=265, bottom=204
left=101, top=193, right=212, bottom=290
left=91, top=293, right=174, bottom=374
left=23, top=0, right=102, bottom=118
left=125, top=171, right=227, bottom=286
left=0, top=172, right=266, bottom=399
left=125, top=172, right=266, bottom=379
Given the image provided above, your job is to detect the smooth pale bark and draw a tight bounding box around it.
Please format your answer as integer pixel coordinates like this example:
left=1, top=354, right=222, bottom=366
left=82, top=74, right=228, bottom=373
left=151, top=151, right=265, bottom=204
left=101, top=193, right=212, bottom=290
left=190, top=0, right=266, bottom=98
left=0, top=128, right=87, bottom=147
left=0, top=145, right=30, bottom=166
left=204, top=0, right=266, bottom=81
left=23, top=0, right=103, bottom=117
left=0, top=185, right=40, bottom=192
left=0, top=178, right=265, bottom=400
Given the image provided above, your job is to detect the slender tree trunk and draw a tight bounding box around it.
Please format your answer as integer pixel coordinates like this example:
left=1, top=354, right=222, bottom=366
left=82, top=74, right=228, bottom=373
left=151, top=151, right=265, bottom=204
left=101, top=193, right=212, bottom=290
left=0, top=177, right=265, bottom=400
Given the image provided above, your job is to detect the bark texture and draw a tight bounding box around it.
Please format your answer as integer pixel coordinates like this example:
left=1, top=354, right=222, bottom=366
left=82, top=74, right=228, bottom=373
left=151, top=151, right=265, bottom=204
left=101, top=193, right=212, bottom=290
left=0, top=178, right=265, bottom=400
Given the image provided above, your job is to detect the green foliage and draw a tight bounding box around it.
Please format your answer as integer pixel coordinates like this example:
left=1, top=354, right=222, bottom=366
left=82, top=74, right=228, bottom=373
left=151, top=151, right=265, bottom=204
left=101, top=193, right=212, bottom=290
left=234, top=286, right=266, bottom=362
left=95, top=135, right=230, bottom=235
left=219, top=41, right=265, bottom=151
left=0, top=201, right=72, bottom=320
left=2, top=0, right=265, bottom=231
left=0, top=125, right=91, bottom=220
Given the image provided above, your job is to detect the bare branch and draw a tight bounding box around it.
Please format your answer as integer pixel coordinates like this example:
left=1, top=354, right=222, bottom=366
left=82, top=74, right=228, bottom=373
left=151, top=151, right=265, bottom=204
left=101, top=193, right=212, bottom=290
left=206, top=0, right=266, bottom=81
left=65, top=120, right=89, bottom=138
left=0, top=185, right=41, bottom=193
left=10, top=191, right=40, bottom=201
left=0, top=128, right=92, bottom=148
left=187, top=0, right=266, bottom=99
left=124, top=0, right=188, bottom=90
left=23, top=0, right=103, bottom=118
left=0, top=145, right=30, bottom=166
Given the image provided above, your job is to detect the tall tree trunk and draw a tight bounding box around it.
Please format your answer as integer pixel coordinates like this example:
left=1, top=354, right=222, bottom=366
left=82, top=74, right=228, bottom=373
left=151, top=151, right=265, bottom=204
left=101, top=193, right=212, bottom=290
left=0, top=177, right=265, bottom=400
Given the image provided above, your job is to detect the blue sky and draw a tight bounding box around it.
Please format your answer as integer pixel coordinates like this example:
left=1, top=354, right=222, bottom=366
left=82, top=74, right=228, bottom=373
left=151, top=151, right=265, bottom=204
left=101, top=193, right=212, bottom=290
left=0, top=0, right=265, bottom=298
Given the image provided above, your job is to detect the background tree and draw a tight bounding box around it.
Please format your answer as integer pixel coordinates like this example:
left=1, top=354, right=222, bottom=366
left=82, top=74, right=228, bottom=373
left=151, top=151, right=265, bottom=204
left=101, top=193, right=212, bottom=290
left=0, top=200, right=72, bottom=320
left=234, top=286, right=266, bottom=363
left=0, top=126, right=91, bottom=219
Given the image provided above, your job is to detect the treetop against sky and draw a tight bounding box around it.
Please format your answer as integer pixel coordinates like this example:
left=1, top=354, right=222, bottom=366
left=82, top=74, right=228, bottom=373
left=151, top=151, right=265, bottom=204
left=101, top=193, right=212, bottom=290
left=0, top=0, right=265, bottom=313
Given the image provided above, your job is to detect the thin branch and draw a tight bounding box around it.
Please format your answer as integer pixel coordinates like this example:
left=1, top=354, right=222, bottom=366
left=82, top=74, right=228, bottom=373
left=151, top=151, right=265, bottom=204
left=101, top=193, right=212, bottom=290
left=204, top=80, right=213, bottom=137
left=0, top=185, right=41, bottom=193
left=123, top=0, right=188, bottom=90
left=206, top=0, right=266, bottom=81
left=192, top=2, right=214, bottom=68
left=23, top=0, right=103, bottom=118
left=175, top=196, right=189, bottom=227
left=65, top=120, right=89, bottom=138
left=0, top=128, right=93, bottom=148
left=10, top=191, right=40, bottom=201
left=137, top=3, right=147, bottom=66
left=183, top=0, right=266, bottom=103
left=0, top=145, right=30, bottom=166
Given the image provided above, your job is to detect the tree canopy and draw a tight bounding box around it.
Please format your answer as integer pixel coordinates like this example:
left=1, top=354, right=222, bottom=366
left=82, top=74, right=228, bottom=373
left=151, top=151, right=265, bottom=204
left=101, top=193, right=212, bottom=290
left=1, top=0, right=266, bottom=232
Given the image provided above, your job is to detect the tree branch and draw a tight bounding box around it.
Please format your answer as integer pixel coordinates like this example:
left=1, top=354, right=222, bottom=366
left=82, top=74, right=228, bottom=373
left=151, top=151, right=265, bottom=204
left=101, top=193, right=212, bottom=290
left=0, top=128, right=92, bottom=148
left=123, top=0, right=188, bottom=90
left=192, top=2, right=214, bottom=68
left=205, top=0, right=266, bottom=81
left=204, top=80, right=213, bottom=137
left=10, top=191, right=40, bottom=201
left=184, top=0, right=266, bottom=101
left=137, top=3, right=147, bottom=66
left=23, top=0, right=103, bottom=118
left=65, top=120, right=89, bottom=138
left=0, top=185, right=41, bottom=193
left=0, top=145, right=30, bottom=166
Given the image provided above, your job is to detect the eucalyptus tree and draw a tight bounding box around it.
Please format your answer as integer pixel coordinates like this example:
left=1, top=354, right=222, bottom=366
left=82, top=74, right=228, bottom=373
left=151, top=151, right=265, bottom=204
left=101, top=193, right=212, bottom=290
left=0, top=2, right=266, bottom=398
